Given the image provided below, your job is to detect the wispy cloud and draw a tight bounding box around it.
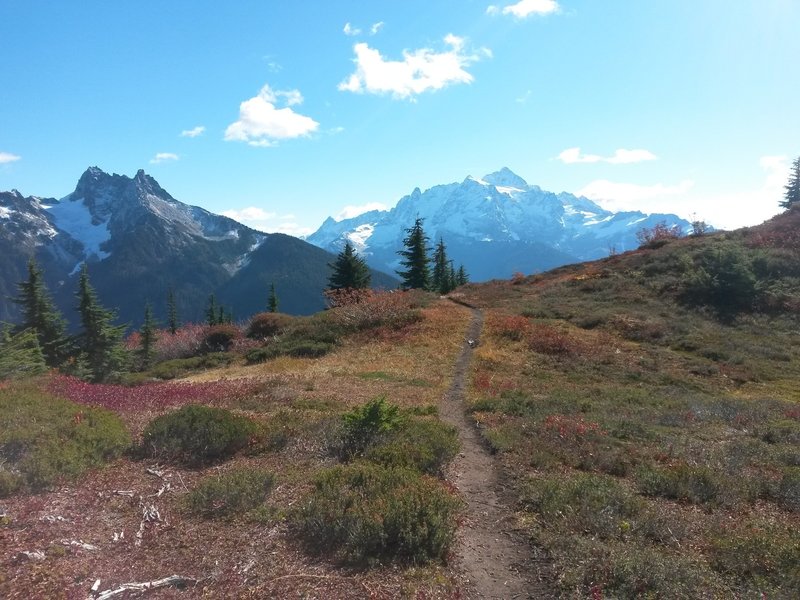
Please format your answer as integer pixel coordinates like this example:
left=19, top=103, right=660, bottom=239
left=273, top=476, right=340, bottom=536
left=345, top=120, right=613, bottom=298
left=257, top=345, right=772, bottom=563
left=0, top=152, right=21, bottom=164
left=558, top=147, right=658, bottom=164
left=338, top=34, right=490, bottom=100
left=343, top=22, right=361, bottom=36
left=224, top=84, right=319, bottom=147
left=336, top=202, right=388, bottom=221
left=180, top=126, right=205, bottom=138
left=515, top=90, right=532, bottom=104
left=222, top=206, right=313, bottom=237
left=487, top=0, right=560, bottom=18
left=370, top=21, right=384, bottom=35
left=149, top=152, right=179, bottom=164
left=577, top=179, right=694, bottom=209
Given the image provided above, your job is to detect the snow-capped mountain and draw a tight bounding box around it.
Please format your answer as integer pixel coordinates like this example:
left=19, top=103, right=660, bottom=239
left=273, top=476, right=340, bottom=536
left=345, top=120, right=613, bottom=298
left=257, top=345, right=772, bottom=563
left=0, top=168, right=395, bottom=326
left=306, top=167, right=693, bottom=280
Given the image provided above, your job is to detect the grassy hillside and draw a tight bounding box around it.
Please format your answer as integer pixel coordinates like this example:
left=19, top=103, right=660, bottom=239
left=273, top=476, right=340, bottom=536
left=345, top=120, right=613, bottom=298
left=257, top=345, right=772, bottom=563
left=455, top=207, right=800, bottom=597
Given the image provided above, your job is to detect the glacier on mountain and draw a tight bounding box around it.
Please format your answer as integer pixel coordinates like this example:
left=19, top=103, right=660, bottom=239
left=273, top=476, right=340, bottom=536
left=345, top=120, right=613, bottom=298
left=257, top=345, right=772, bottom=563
left=306, top=167, right=694, bottom=281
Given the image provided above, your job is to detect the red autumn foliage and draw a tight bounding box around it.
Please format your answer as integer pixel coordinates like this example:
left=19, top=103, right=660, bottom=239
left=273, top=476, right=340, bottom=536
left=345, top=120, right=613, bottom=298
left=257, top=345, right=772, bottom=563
left=47, top=374, right=263, bottom=412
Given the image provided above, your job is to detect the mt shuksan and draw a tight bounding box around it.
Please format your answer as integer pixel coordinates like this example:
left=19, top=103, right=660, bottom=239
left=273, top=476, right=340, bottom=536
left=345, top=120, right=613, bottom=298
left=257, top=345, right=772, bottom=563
left=306, top=168, right=693, bottom=280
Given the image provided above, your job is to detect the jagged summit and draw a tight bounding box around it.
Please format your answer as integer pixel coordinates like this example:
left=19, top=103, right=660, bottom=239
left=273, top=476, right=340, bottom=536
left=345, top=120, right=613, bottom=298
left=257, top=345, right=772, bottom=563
left=307, top=168, right=693, bottom=281
left=482, top=167, right=529, bottom=190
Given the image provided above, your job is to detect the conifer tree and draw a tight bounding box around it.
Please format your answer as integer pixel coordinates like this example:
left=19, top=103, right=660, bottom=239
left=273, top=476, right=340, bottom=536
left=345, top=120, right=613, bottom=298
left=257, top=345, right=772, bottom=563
left=75, top=264, right=127, bottom=382
left=167, top=287, right=179, bottom=334
left=781, top=156, right=800, bottom=209
left=456, top=265, right=469, bottom=286
left=268, top=282, right=279, bottom=313
left=206, top=294, right=218, bottom=326
left=396, top=217, right=431, bottom=290
left=138, top=303, right=158, bottom=370
left=217, top=305, right=225, bottom=325
left=12, top=258, right=69, bottom=366
left=448, top=262, right=458, bottom=292
left=0, top=325, right=47, bottom=379
left=431, top=238, right=452, bottom=294
left=328, top=241, right=371, bottom=290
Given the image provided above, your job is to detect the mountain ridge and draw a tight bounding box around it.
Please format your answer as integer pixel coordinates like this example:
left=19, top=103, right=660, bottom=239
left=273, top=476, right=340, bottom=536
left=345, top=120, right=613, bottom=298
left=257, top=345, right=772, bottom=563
left=306, top=167, right=694, bottom=281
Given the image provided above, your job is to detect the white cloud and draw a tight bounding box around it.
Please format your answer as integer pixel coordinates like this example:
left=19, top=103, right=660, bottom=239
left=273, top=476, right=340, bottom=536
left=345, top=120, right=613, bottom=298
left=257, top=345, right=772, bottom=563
left=0, top=152, right=21, bottom=164
left=338, top=35, right=489, bottom=100
left=149, top=152, right=179, bottom=164
left=224, top=84, right=319, bottom=147
left=558, top=147, right=658, bottom=164
left=488, top=0, right=560, bottom=18
left=223, top=206, right=313, bottom=237
left=577, top=179, right=694, bottom=211
left=336, top=202, right=388, bottom=221
left=180, top=126, right=205, bottom=138
left=343, top=22, right=361, bottom=36
left=515, top=90, right=532, bottom=104
left=575, top=156, right=792, bottom=230
left=370, top=21, right=384, bottom=35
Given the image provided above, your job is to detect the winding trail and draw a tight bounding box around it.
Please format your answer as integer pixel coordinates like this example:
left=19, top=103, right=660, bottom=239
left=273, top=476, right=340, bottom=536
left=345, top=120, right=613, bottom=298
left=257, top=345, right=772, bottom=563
left=441, top=306, right=552, bottom=599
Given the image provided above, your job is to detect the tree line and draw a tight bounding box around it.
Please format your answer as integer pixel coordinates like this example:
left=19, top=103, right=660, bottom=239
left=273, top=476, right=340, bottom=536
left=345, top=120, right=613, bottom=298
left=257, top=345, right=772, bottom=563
left=327, top=217, right=468, bottom=294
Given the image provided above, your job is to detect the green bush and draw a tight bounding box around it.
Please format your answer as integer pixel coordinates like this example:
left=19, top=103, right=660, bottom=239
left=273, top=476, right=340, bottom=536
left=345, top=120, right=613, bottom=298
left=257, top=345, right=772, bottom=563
left=296, top=463, right=461, bottom=564
left=201, top=324, right=240, bottom=353
left=337, top=397, right=403, bottom=459
left=364, top=418, right=459, bottom=475
left=0, top=327, right=47, bottom=380
left=145, top=353, right=235, bottom=380
left=185, top=467, right=275, bottom=519
left=141, top=405, right=257, bottom=466
left=635, top=464, right=728, bottom=504
left=0, top=382, right=130, bottom=495
left=523, top=473, right=644, bottom=539
left=246, top=339, right=334, bottom=364
left=246, top=312, right=293, bottom=339
left=775, top=467, right=800, bottom=511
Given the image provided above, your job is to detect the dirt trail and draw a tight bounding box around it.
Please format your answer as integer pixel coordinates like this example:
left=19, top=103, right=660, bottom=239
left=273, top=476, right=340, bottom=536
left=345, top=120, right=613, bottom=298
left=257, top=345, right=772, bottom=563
left=441, top=306, right=552, bottom=599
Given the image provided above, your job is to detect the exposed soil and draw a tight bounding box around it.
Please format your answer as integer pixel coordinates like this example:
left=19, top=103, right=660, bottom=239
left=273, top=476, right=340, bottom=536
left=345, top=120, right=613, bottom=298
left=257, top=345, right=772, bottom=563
left=440, top=307, right=553, bottom=599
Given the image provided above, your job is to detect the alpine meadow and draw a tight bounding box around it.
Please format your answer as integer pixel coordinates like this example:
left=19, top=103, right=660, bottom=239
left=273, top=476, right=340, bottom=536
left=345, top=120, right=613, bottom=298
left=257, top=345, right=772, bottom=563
left=1, top=2, right=799, bottom=598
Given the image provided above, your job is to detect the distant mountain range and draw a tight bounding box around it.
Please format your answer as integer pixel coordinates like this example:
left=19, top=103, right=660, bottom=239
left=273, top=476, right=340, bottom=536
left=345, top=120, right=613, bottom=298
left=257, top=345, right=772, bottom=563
left=306, top=167, right=694, bottom=281
left=0, top=168, right=396, bottom=327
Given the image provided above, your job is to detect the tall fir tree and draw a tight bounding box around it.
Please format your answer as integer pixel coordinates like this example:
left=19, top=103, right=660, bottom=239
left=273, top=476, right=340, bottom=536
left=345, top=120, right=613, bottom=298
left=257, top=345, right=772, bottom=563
left=167, top=287, right=179, bottom=334
left=431, top=238, right=452, bottom=294
left=267, top=282, right=279, bottom=313
left=138, top=303, right=158, bottom=370
left=206, top=294, right=218, bottom=326
left=448, top=261, right=457, bottom=292
left=75, top=264, right=127, bottom=382
left=456, top=264, right=469, bottom=287
left=328, top=241, right=371, bottom=290
left=12, top=258, right=69, bottom=367
left=781, top=155, right=800, bottom=209
left=396, top=217, right=431, bottom=290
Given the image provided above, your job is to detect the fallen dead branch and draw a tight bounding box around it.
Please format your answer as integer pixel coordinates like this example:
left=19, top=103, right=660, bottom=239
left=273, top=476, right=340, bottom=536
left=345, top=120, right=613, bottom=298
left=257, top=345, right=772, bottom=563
left=89, top=575, right=196, bottom=600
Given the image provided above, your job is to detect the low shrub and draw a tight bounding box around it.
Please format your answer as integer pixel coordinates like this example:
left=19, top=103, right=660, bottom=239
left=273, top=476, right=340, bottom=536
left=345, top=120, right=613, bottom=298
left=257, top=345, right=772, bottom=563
left=522, top=473, right=644, bottom=539
left=775, top=467, right=800, bottom=511
left=146, top=353, right=235, bottom=380
left=141, top=404, right=257, bottom=466
left=296, top=463, right=461, bottom=564
left=185, top=467, right=275, bottom=519
left=0, top=381, right=130, bottom=495
left=364, top=418, right=459, bottom=475
left=201, top=324, right=241, bottom=353
left=246, top=313, right=293, bottom=339
left=246, top=339, right=334, bottom=364
left=710, top=523, right=800, bottom=592
left=527, top=323, right=576, bottom=355
left=337, top=397, right=403, bottom=459
left=492, top=315, right=530, bottom=341
left=635, top=464, right=733, bottom=505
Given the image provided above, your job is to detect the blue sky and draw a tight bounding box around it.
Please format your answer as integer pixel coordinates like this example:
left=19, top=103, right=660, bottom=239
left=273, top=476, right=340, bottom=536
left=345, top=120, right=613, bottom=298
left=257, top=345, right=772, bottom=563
left=1, top=0, right=798, bottom=234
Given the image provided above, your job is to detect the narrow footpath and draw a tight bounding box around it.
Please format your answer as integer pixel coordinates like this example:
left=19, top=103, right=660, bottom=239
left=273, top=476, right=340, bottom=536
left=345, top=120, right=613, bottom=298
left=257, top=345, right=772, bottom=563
left=440, top=306, right=552, bottom=599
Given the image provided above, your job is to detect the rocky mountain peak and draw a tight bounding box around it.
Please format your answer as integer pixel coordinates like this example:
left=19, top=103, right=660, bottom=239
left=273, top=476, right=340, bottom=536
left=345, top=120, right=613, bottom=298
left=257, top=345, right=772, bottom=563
left=482, top=167, right=529, bottom=190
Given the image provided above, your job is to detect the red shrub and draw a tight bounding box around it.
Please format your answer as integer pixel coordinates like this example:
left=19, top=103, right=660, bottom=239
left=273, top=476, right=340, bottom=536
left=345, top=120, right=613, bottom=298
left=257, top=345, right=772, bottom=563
left=527, top=324, right=576, bottom=355
left=246, top=312, right=294, bottom=339
left=493, top=315, right=530, bottom=341
left=202, top=324, right=241, bottom=353
left=47, top=374, right=263, bottom=412
left=636, top=221, right=682, bottom=248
